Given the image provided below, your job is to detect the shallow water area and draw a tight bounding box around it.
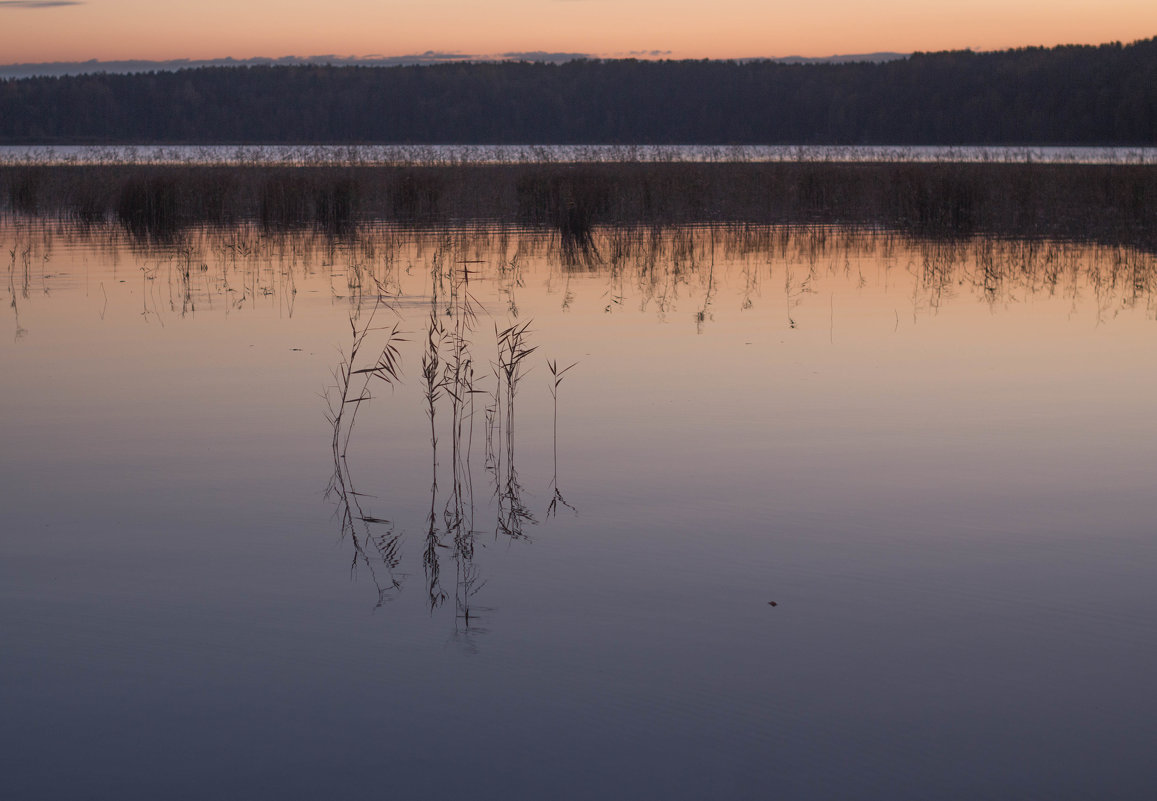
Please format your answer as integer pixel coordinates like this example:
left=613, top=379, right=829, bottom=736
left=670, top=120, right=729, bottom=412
left=3, top=222, right=1157, bottom=799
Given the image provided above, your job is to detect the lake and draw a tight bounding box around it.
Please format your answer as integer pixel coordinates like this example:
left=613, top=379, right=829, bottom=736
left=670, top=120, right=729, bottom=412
left=3, top=221, right=1157, bottom=799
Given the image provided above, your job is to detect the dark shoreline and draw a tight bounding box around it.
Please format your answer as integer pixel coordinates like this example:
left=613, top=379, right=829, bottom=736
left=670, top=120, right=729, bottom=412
left=3, top=161, right=1155, bottom=250
left=4, top=42, right=1156, bottom=145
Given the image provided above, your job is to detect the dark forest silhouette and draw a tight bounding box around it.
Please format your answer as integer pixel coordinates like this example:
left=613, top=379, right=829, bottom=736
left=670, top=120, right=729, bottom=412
left=2, top=38, right=1155, bottom=144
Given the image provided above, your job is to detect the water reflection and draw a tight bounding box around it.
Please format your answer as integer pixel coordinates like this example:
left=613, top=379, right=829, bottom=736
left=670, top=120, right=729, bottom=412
left=300, top=224, right=1157, bottom=639
left=8, top=222, right=1157, bottom=334
left=492, top=320, right=538, bottom=542
left=7, top=221, right=1157, bottom=632
left=6, top=216, right=1157, bottom=796
left=318, top=243, right=577, bottom=638
left=546, top=358, right=579, bottom=520
left=324, top=300, right=406, bottom=606
left=7, top=240, right=27, bottom=340
left=5, top=226, right=52, bottom=340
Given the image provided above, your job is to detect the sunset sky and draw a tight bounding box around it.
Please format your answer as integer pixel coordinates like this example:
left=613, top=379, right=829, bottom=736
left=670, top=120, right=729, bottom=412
left=1, top=0, right=1155, bottom=64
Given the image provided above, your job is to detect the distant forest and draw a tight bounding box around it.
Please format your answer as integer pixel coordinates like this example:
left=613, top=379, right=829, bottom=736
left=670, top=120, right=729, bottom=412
left=2, top=38, right=1155, bottom=145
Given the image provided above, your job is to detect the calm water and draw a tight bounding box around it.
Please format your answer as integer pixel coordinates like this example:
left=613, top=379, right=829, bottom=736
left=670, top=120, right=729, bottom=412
left=3, top=223, right=1157, bottom=799
left=3, top=143, right=1157, bottom=166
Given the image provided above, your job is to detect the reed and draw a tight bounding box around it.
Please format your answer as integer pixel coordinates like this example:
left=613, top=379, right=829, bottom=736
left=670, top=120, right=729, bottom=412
left=546, top=358, right=578, bottom=519
left=3, top=161, right=1156, bottom=251
left=323, top=299, right=407, bottom=606
left=493, top=320, right=538, bottom=539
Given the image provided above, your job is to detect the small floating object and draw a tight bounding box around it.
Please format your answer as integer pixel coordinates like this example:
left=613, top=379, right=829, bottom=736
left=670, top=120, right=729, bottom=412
left=767, top=601, right=778, bottom=607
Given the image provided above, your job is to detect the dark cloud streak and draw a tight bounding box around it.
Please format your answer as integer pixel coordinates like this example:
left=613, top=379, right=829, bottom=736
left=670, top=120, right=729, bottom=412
left=0, top=1, right=84, bottom=8
left=501, top=51, right=592, bottom=63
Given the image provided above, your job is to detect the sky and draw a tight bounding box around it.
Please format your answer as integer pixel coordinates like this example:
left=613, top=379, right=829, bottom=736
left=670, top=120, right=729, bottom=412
left=0, top=0, right=1155, bottom=65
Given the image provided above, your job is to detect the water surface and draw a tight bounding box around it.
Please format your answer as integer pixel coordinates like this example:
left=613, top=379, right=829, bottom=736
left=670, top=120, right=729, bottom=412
left=3, top=223, right=1157, bottom=799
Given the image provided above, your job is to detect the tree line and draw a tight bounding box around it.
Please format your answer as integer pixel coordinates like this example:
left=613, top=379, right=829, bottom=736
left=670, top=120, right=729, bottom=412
left=1, top=38, right=1155, bottom=145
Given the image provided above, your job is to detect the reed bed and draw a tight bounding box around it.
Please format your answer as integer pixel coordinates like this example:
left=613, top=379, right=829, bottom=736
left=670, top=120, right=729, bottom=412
left=2, top=161, right=1156, bottom=251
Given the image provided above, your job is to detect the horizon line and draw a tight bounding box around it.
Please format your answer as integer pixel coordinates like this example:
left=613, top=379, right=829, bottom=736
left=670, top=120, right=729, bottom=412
left=3, top=36, right=1152, bottom=79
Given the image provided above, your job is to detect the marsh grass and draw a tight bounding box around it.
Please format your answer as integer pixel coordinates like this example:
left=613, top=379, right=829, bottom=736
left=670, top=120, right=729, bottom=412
left=3, top=162, right=1156, bottom=251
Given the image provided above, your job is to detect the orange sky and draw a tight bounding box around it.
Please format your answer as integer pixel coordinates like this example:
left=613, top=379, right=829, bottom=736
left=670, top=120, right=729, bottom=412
left=1, top=0, right=1155, bottom=63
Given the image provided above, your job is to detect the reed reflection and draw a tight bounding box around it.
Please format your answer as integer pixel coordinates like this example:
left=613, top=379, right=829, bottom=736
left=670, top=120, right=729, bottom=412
left=7, top=240, right=27, bottom=340
left=321, top=244, right=585, bottom=639
left=546, top=358, right=578, bottom=520
left=4, top=226, right=51, bottom=340
left=324, top=298, right=406, bottom=606
left=8, top=221, right=1157, bottom=336
left=491, top=320, right=537, bottom=541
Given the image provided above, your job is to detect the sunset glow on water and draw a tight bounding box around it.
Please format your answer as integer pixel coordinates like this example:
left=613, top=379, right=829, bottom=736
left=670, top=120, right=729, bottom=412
left=4, top=0, right=1157, bottom=791
left=4, top=223, right=1157, bottom=798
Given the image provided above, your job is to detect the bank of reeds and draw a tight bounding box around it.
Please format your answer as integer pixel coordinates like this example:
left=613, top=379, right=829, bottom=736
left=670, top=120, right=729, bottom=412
left=2, top=162, right=1155, bottom=250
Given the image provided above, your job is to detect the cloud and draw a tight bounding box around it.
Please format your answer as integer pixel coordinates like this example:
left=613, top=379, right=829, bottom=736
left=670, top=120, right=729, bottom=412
left=771, top=52, right=908, bottom=64
left=0, top=1, right=83, bottom=8
left=501, top=51, right=591, bottom=63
